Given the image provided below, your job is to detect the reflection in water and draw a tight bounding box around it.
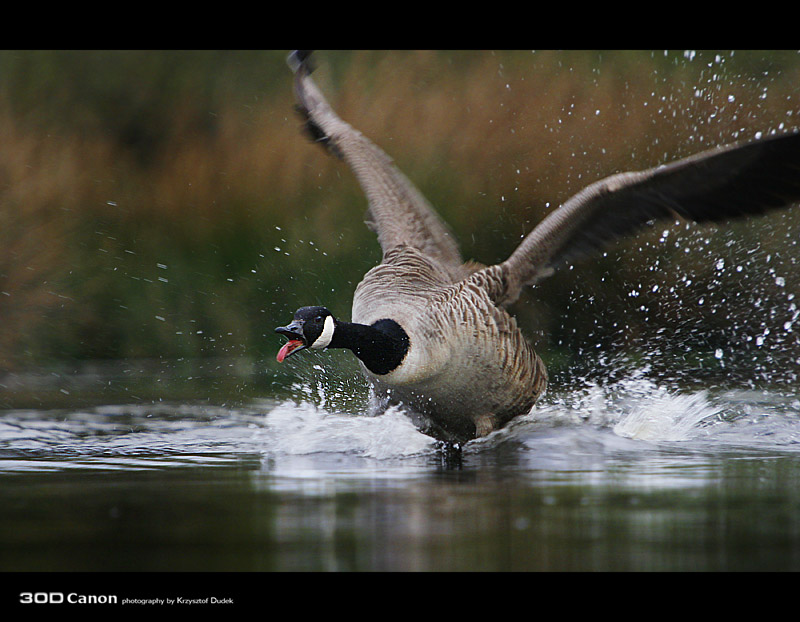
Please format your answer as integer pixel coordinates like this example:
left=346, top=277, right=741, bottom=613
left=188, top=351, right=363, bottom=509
left=2, top=378, right=800, bottom=571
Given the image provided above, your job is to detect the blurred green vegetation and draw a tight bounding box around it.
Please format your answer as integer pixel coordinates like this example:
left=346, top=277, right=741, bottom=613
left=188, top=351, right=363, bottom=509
left=1, top=50, right=799, bottom=395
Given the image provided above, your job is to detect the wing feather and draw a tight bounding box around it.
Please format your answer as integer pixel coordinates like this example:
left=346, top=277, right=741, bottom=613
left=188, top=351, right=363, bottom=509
left=495, top=131, right=800, bottom=305
left=289, top=51, right=466, bottom=278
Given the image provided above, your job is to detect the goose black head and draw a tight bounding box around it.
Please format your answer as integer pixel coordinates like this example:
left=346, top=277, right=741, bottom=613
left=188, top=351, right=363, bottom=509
left=275, top=306, right=336, bottom=362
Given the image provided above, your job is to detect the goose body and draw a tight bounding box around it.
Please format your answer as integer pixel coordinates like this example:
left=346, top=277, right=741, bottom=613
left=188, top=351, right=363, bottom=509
left=276, top=51, right=800, bottom=443
left=351, top=245, right=547, bottom=439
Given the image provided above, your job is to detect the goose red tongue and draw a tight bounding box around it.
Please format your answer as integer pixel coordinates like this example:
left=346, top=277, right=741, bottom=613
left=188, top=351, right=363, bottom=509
left=277, top=339, right=305, bottom=362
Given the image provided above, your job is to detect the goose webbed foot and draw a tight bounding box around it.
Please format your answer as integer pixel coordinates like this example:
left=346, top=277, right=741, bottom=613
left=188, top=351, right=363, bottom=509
left=435, top=440, right=463, bottom=467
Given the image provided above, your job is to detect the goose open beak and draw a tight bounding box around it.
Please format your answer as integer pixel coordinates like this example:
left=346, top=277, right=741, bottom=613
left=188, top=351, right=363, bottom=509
left=275, top=322, right=307, bottom=362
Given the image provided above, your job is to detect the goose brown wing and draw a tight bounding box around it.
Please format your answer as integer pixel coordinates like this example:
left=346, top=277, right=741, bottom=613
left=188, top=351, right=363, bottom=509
left=288, top=51, right=465, bottom=277
left=492, top=131, right=800, bottom=306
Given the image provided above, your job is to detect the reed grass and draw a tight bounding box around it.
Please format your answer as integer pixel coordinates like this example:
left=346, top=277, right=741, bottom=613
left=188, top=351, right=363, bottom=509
left=1, top=50, right=799, bottom=385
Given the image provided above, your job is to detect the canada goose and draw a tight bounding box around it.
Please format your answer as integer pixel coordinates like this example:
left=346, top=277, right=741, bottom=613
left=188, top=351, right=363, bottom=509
left=276, top=50, right=800, bottom=443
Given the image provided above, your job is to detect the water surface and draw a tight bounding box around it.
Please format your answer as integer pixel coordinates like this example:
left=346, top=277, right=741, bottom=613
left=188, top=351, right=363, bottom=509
left=2, top=371, right=800, bottom=572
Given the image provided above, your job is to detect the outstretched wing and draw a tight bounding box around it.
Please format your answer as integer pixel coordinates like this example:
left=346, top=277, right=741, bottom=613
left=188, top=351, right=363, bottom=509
left=492, top=131, right=800, bottom=306
left=288, top=51, right=466, bottom=278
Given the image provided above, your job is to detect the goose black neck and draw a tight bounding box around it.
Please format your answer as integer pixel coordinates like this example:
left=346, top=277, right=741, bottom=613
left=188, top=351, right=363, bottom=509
left=330, top=319, right=409, bottom=375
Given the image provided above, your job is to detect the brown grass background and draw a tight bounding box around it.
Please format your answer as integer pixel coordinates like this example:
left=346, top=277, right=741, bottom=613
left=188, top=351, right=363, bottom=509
left=1, top=50, right=799, bottom=395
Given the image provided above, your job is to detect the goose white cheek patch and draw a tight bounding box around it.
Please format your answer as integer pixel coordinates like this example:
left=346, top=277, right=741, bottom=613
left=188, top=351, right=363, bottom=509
left=310, top=315, right=335, bottom=349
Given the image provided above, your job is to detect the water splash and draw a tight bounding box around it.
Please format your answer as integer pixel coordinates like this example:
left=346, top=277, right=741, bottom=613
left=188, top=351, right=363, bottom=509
left=528, top=379, right=713, bottom=439
left=257, top=401, right=435, bottom=459
left=3, top=360, right=800, bottom=477
left=612, top=390, right=722, bottom=441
